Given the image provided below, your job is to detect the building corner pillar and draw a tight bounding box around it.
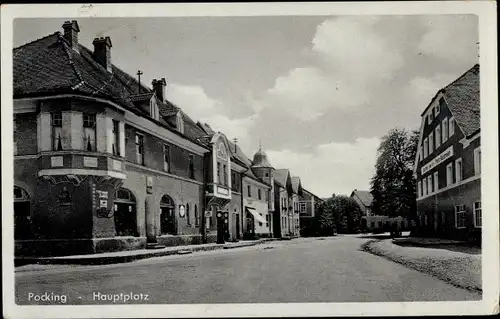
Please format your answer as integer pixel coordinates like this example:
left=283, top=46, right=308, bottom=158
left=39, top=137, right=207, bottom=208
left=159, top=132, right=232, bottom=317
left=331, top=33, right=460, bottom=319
left=145, top=195, right=157, bottom=244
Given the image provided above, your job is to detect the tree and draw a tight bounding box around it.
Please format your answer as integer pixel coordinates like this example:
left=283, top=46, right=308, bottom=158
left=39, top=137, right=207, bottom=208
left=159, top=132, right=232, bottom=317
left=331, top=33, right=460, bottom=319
left=313, top=195, right=363, bottom=235
left=370, top=128, right=419, bottom=220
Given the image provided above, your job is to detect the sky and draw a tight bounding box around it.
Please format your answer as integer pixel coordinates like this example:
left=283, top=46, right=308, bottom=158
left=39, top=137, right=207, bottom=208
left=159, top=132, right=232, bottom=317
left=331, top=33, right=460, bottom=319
left=14, top=15, right=478, bottom=198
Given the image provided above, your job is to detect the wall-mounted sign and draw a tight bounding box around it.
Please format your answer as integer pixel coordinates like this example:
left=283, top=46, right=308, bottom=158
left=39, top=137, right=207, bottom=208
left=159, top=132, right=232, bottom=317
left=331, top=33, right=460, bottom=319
left=421, top=146, right=454, bottom=175
left=179, top=205, right=185, bottom=217
left=112, top=159, right=122, bottom=171
left=84, top=156, right=98, bottom=168
left=217, top=186, right=229, bottom=196
left=51, top=156, right=63, bottom=167
left=205, top=211, right=212, bottom=218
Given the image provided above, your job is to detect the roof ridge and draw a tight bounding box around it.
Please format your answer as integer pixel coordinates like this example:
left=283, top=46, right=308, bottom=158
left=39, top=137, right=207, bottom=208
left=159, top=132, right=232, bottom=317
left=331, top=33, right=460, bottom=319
left=13, top=31, right=60, bottom=51
left=443, top=63, right=479, bottom=92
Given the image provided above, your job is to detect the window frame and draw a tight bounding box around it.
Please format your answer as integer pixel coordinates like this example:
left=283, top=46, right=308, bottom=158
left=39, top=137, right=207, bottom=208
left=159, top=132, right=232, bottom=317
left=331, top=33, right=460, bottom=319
left=417, top=181, right=422, bottom=198
left=442, top=117, right=449, bottom=143
left=422, top=177, right=427, bottom=195
left=474, top=147, right=481, bottom=175
left=112, top=119, right=120, bottom=156
left=423, top=138, right=428, bottom=158
left=188, top=154, right=195, bottom=179
left=446, top=162, right=454, bottom=186
left=258, top=188, right=262, bottom=200
left=135, top=133, right=144, bottom=165
left=247, top=185, right=251, bottom=197
left=433, top=171, right=439, bottom=192
left=429, top=131, right=434, bottom=155
left=435, top=124, right=441, bottom=149
left=449, top=117, right=455, bottom=137
left=455, top=158, right=463, bottom=182
left=454, top=205, right=466, bottom=229
left=163, top=144, right=170, bottom=172
left=473, top=201, right=481, bottom=228
left=427, top=175, right=433, bottom=194
left=51, top=112, right=63, bottom=151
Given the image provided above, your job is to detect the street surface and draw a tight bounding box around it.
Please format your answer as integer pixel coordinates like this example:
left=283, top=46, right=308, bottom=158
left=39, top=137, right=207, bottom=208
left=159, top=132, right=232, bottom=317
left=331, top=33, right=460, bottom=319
left=15, top=236, right=481, bottom=304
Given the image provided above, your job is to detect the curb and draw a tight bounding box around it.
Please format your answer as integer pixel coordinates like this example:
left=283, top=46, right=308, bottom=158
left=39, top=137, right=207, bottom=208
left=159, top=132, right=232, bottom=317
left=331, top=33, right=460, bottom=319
left=15, top=239, right=275, bottom=266
left=361, top=239, right=482, bottom=294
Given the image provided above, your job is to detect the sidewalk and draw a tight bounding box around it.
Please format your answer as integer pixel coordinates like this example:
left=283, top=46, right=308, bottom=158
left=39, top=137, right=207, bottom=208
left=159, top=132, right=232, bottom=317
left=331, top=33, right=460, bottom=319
left=362, top=239, right=481, bottom=292
left=15, top=238, right=276, bottom=266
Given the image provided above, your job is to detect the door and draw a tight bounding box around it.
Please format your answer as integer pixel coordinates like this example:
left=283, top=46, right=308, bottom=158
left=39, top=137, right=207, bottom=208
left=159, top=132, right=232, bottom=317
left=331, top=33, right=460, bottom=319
left=114, top=202, right=137, bottom=236
left=235, top=213, right=240, bottom=239
left=160, top=207, right=176, bottom=235
left=14, top=201, right=31, bottom=239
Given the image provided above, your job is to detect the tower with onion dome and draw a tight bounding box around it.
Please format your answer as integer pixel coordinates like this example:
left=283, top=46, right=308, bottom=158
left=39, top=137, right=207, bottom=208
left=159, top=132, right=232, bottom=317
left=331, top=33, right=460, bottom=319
left=251, top=143, right=275, bottom=212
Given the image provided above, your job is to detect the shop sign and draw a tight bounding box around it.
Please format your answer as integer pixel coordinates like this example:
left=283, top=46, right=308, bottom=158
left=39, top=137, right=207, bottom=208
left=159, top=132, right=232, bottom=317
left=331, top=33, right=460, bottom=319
left=83, top=156, right=98, bottom=168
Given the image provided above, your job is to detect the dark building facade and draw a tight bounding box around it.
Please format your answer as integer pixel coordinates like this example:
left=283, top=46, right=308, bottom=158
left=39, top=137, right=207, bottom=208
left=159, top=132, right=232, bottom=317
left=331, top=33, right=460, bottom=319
left=413, top=64, right=481, bottom=243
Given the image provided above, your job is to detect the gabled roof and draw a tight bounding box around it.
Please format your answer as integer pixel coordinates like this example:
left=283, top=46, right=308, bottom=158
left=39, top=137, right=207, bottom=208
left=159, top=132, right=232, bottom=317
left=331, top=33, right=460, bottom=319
left=441, top=64, right=480, bottom=137
left=274, top=169, right=291, bottom=189
left=420, top=64, right=480, bottom=137
left=350, top=190, right=373, bottom=207
left=13, top=30, right=208, bottom=147
left=291, top=176, right=302, bottom=195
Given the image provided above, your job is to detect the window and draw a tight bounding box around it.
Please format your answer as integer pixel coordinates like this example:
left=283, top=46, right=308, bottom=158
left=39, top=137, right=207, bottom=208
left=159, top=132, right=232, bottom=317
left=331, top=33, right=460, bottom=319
left=442, top=117, right=449, bottom=143
left=417, top=181, right=422, bottom=198
left=247, top=185, right=251, bottom=197
left=455, top=158, right=463, bottom=182
left=449, top=117, right=455, bottom=137
left=189, top=154, right=194, bottom=179
left=422, top=177, right=427, bottom=195
left=13, top=115, right=18, bottom=155
left=427, top=112, right=433, bottom=125
left=423, top=138, right=428, bottom=158
left=194, top=205, right=199, bottom=226
left=52, top=112, right=63, bottom=151
left=474, top=147, right=481, bottom=175
left=433, top=171, right=439, bottom=191
left=83, top=113, right=96, bottom=151
left=135, top=134, right=144, bottom=165
left=300, top=202, right=307, bottom=213
left=419, top=146, right=423, bottom=162
left=259, top=213, right=263, bottom=227
left=223, top=164, right=227, bottom=186
left=258, top=189, right=262, bottom=200
left=186, top=204, right=191, bottom=226
left=112, top=120, right=120, bottom=155
left=435, top=124, right=441, bottom=148
left=473, top=201, right=481, bottom=228
left=163, top=145, right=170, bottom=172
left=231, top=171, right=237, bottom=191
left=217, top=162, right=221, bottom=183
left=429, top=132, right=434, bottom=154
left=455, top=205, right=466, bottom=229
left=427, top=175, right=433, bottom=194
left=435, top=104, right=440, bottom=116
left=446, top=162, right=454, bottom=186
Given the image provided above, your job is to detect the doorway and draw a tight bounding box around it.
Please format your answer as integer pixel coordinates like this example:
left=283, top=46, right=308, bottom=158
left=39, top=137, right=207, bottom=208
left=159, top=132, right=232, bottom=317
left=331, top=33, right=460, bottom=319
left=114, top=188, right=137, bottom=236
left=160, top=195, right=176, bottom=235
left=14, top=186, right=31, bottom=240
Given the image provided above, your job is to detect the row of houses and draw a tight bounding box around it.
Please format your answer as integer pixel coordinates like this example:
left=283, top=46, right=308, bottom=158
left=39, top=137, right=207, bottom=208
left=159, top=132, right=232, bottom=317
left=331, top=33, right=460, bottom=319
left=12, top=20, right=323, bottom=257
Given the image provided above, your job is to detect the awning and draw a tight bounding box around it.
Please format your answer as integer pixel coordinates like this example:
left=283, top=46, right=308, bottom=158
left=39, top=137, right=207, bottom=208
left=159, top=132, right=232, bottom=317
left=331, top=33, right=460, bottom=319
left=246, top=207, right=267, bottom=224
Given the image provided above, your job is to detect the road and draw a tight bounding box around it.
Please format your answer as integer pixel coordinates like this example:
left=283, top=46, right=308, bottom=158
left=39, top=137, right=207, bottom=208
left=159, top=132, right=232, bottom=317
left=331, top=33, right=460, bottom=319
left=15, top=236, right=481, bottom=304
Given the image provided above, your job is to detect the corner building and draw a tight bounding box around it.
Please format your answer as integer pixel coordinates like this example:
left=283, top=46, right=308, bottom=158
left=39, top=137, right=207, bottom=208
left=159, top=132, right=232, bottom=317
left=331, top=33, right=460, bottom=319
left=413, top=64, right=481, bottom=243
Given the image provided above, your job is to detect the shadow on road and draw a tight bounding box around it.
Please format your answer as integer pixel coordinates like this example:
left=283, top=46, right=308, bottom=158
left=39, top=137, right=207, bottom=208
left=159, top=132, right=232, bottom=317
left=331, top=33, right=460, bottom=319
left=393, top=243, right=482, bottom=255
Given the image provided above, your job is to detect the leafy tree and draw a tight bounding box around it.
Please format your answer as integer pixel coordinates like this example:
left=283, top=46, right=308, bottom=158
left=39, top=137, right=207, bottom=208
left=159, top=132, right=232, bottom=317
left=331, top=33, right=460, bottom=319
left=314, top=199, right=336, bottom=236
left=370, top=128, right=419, bottom=219
left=332, top=195, right=363, bottom=234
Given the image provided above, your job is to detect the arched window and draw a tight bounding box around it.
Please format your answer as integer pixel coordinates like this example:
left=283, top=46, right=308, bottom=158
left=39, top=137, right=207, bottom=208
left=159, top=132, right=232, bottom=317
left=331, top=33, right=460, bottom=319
left=160, top=195, right=176, bottom=235
left=186, top=203, right=191, bottom=226
left=114, top=188, right=137, bottom=236
left=194, top=205, right=199, bottom=226
left=14, top=186, right=31, bottom=240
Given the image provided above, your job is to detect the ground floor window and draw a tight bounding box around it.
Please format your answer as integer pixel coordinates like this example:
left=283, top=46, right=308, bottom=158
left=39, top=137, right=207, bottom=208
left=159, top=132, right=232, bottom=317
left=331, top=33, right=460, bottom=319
left=455, top=205, right=466, bottom=229
left=14, top=186, right=31, bottom=240
left=160, top=195, right=176, bottom=235
left=114, top=188, right=137, bottom=236
left=473, top=201, right=481, bottom=228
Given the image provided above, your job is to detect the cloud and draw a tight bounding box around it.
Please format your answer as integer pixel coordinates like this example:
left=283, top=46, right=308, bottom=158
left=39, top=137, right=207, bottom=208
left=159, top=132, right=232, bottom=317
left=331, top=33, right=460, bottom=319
left=312, top=17, right=404, bottom=80
left=200, top=114, right=259, bottom=142
left=406, top=73, right=459, bottom=110
left=266, top=137, right=381, bottom=197
left=417, top=15, right=478, bottom=64
left=167, top=83, right=221, bottom=119
left=255, top=16, right=406, bottom=121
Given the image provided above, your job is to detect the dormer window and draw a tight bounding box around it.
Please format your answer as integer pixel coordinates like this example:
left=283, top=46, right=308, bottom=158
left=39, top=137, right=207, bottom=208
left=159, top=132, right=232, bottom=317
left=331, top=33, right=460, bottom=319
left=176, top=112, right=184, bottom=134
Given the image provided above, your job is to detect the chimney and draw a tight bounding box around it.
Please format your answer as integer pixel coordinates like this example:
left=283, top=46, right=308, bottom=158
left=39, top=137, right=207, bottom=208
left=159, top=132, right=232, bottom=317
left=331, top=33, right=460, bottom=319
left=92, top=37, right=113, bottom=73
left=152, top=78, right=167, bottom=102
left=62, top=20, right=80, bottom=50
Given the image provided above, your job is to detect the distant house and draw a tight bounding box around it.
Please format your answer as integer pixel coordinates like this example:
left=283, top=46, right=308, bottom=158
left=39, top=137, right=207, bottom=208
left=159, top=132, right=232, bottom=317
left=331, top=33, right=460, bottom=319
left=350, top=189, right=407, bottom=233
left=350, top=190, right=373, bottom=217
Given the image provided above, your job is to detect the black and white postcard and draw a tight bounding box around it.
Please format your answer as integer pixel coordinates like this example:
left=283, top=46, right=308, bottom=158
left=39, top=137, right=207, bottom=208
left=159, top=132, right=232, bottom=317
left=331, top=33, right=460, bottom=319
left=1, top=2, right=498, bottom=318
